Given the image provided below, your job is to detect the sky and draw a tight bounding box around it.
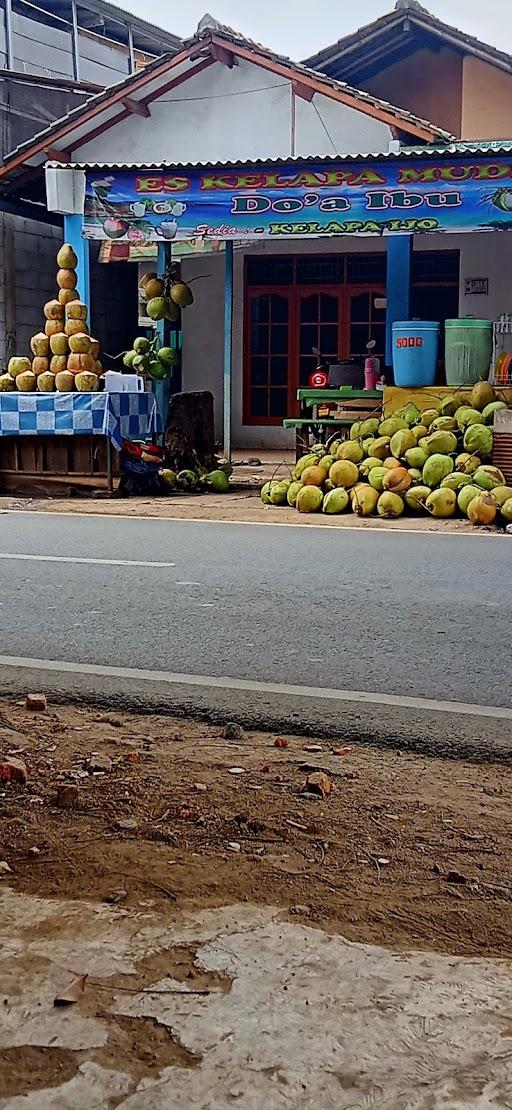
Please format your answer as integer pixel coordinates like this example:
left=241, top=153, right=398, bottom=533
left=119, top=0, right=511, bottom=59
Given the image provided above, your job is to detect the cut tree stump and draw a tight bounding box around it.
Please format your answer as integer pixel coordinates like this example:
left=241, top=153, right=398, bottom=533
left=165, top=391, right=215, bottom=472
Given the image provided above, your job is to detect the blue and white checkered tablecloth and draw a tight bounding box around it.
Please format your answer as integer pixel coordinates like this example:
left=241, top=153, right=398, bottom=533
left=0, top=392, right=162, bottom=451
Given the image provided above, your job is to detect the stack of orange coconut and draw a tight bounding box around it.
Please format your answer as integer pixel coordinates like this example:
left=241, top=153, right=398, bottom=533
left=0, top=244, right=102, bottom=393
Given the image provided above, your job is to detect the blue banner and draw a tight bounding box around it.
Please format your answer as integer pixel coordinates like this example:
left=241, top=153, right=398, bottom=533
left=83, top=158, right=512, bottom=241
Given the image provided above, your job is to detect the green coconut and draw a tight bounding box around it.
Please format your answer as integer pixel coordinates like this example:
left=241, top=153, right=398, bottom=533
left=440, top=473, right=472, bottom=491
left=296, top=485, right=323, bottom=513
left=362, top=437, right=376, bottom=454
left=287, top=481, right=302, bottom=506
left=429, top=416, right=457, bottom=433
left=467, top=492, right=497, bottom=526
left=463, top=424, right=493, bottom=457
left=329, top=460, right=359, bottom=488
left=177, top=469, right=198, bottom=490
left=425, top=488, right=457, bottom=518
left=368, top=466, right=388, bottom=491
left=405, top=485, right=431, bottom=512
left=455, top=452, right=479, bottom=475
left=425, top=430, right=458, bottom=456
left=311, top=443, right=326, bottom=456
left=377, top=491, right=404, bottom=518
left=500, top=498, right=512, bottom=522
left=491, top=484, right=512, bottom=507
left=337, top=441, right=363, bottom=463
left=324, top=479, right=335, bottom=493
left=158, top=468, right=176, bottom=489
left=471, top=380, right=495, bottom=411
left=359, top=417, right=381, bottom=438
left=359, top=456, right=383, bottom=476
left=146, top=297, right=169, bottom=321
left=269, top=480, right=290, bottom=505
left=318, top=454, right=336, bottom=472
left=349, top=421, right=363, bottom=441
left=261, top=482, right=272, bottom=504
left=473, top=465, right=505, bottom=491
left=457, top=484, right=481, bottom=515
left=390, top=428, right=416, bottom=458
left=422, top=453, right=454, bottom=488
left=418, top=437, right=432, bottom=453
left=408, top=468, right=423, bottom=482
left=404, top=446, right=429, bottom=469
left=412, top=424, right=428, bottom=442
left=403, top=402, right=421, bottom=425
left=170, top=281, right=194, bottom=308
left=368, top=436, right=390, bottom=460
left=456, top=406, right=485, bottom=430
left=438, top=395, right=461, bottom=417
left=378, top=416, right=408, bottom=437
left=421, top=409, right=440, bottom=428
left=482, top=400, right=508, bottom=423
left=322, top=488, right=349, bottom=514
left=350, top=484, right=379, bottom=516
left=206, top=470, right=230, bottom=493
left=293, top=454, right=318, bottom=479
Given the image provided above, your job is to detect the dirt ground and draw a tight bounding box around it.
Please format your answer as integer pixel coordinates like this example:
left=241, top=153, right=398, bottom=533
left=1, top=695, right=512, bottom=961
left=0, top=489, right=501, bottom=533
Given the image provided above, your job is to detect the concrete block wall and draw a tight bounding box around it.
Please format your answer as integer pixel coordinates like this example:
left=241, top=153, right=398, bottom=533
left=4, top=216, right=62, bottom=366
left=0, top=219, right=5, bottom=360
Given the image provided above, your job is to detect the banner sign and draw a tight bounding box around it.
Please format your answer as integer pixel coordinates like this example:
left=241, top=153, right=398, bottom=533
left=83, top=158, right=512, bottom=241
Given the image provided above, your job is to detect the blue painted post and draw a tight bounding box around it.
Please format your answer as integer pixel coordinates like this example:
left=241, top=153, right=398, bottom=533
left=385, top=234, right=413, bottom=369
left=63, top=213, right=90, bottom=314
left=154, top=242, right=171, bottom=433
left=223, top=240, right=234, bottom=461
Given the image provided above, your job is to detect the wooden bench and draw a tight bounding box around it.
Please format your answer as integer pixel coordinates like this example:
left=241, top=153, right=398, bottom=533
left=285, top=389, right=383, bottom=460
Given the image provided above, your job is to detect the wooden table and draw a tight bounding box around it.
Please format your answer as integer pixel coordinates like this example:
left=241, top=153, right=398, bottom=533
left=284, top=388, right=383, bottom=459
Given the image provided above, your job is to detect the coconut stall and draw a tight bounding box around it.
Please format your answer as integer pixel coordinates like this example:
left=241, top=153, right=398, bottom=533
left=260, top=379, right=512, bottom=528
left=0, top=242, right=232, bottom=497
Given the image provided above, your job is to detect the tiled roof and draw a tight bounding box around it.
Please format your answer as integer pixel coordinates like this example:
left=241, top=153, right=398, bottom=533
left=305, top=3, right=512, bottom=75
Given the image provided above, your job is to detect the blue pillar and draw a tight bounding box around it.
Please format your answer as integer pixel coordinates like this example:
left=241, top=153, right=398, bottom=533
left=223, top=240, right=234, bottom=461
left=154, top=242, right=171, bottom=432
left=386, top=234, right=413, bottom=369
left=63, top=214, right=90, bottom=313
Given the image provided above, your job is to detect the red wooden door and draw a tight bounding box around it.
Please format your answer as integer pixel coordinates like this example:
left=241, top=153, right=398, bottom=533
left=244, top=288, right=293, bottom=425
left=345, top=286, right=386, bottom=362
left=296, top=288, right=343, bottom=388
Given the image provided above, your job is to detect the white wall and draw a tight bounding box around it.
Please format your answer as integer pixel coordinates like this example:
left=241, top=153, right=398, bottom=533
left=75, top=58, right=391, bottom=164
left=182, top=230, right=512, bottom=450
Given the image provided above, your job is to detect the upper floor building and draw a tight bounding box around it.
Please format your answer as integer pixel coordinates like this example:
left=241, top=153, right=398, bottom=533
left=306, top=0, right=512, bottom=142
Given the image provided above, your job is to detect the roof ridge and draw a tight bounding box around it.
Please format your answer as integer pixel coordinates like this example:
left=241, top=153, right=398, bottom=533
left=304, top=5, right=512, bottom=73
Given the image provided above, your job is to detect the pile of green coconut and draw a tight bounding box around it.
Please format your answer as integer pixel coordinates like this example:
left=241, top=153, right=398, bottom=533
left=261, top=380, right=512, bottom=526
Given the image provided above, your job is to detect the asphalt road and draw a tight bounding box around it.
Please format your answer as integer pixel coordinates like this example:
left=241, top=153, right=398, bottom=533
left=0, top=511, right=511, bottom=758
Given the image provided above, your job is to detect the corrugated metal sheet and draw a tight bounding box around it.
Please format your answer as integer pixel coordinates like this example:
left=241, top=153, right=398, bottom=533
left=46, top=140, right=512, bottom=172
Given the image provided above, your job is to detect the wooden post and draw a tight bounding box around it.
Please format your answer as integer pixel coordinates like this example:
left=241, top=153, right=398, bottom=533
left=63, top=214, right=90, bottom=314
left=386, top=235, right=412, bottom=369
left=223, top=240, right=234, bottom=461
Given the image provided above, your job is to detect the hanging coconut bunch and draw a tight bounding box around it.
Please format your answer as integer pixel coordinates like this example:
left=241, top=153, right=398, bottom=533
left=122, top=334, right=178, bottom=381
left=0, top=243, right=104, bottom=393
left=261, top=381, right=512, bottom=529
left=139, top=264, right=194, bottom=323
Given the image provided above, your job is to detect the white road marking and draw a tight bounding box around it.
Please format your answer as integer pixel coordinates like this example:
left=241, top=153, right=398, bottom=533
left=0, top=554, right=175, bottom=568
left=0, top=508, right=503, bottom=537
left=0, top=654, right=510, bottom=721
